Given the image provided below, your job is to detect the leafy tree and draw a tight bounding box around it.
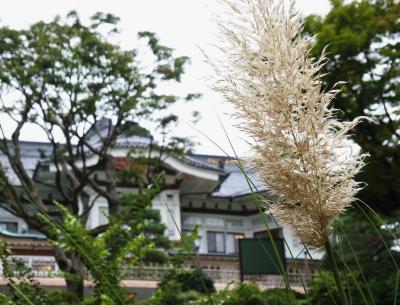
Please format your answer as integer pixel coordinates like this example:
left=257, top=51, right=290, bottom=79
left=0, top=11, right=196, bottom=298
left=304, top=0, right=400, bottom=214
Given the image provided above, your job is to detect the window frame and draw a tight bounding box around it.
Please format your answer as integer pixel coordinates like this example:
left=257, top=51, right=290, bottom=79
left=207, top=231, right=245, bottom=255
left=207, top=231, right=226, bottom=254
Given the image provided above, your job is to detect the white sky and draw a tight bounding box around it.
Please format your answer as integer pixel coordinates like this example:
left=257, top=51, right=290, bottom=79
left=0, top=0, right=331, bottom=156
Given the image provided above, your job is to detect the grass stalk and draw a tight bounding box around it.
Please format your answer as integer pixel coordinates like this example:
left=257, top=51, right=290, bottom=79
left=336, top=221, right=376, bottom=305
left=324, top=238, right=349, bottom=305
left=354, top=201, right=399, bottom=305
left=335, top=231, right=370, bottom=305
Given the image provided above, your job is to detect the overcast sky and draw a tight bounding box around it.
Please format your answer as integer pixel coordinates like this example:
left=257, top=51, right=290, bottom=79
left=0, top=0, right=331, bottom=156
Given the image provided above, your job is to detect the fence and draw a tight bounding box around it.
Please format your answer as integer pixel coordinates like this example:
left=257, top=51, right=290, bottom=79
left=23, top=265, right=311, bottom=288
left=1, top=256, right=315, bottom=289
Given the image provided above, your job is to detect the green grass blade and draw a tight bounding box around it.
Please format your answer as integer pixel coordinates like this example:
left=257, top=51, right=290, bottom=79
left=336, top=220, right=376, bottom=305
left=216, top=113, right=299, bottom=305
left=335, top=230, right=370, bottom=305
left=354, top=200, right=399, bottom=305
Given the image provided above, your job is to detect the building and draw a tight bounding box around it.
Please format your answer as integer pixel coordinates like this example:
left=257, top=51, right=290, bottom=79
left=0, top=123, right=321, bottom=289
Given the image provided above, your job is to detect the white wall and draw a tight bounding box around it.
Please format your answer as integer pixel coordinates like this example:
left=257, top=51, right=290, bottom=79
left=152, top=190, right=182, bottom=241
left=86, top=189, right=183, bottom=241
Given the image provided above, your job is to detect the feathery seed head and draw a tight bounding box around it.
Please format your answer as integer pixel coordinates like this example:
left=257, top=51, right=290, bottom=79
left=210, top=0, right=368, bottom=248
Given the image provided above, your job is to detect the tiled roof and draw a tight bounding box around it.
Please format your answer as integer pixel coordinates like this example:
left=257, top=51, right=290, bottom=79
left=0, top=127, right=267, bottom=198
left=0, top=140, right=223, bottom=187
left=183, top=155, right=225, bottom=172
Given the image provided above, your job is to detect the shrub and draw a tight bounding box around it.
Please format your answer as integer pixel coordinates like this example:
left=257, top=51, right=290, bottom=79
left=192, top=282, right=302, bottom=305
left=159, top=269, right=215, bottom=294
left=141, top=269, right=214, bottom=305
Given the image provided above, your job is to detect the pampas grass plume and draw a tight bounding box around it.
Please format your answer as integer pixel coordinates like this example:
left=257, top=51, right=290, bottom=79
left=209, top=0, right=368, bottom=248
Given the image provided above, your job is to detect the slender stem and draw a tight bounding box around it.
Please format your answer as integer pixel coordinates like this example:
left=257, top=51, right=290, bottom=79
left=324, top=238, right=349, bottom=305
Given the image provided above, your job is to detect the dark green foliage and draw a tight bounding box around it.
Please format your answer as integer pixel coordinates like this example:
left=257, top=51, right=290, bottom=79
left=219, top=283, right=265, bottom=305
left=140, top=268, right=214, bottom=305
left=34, top=291, right=82, bottom=305
left=110, top=189, right=171, bottom=265
left=143, top=280, right=202, bottom=305
left=304, top=0, right=400, bottom=214
left=159, top=269, right=215, bottom=294
left=309, top=271, right=356, bottom=305
left=169, top=226, right=199, bottom=267
left=262, top=288, right=306, bottom=305
left=332, top=211, right=400, bottom=305
left=308, top=272, right=337, bottom=305
left=192, top=283, right=303, bottom=305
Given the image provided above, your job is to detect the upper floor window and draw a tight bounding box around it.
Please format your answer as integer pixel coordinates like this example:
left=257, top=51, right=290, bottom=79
left=207, top=231, right=244, bottom=255
left=207, top=231, right=225, bottom=254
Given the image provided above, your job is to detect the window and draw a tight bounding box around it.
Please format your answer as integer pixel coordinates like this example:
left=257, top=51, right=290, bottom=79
left=207, top=231, right=244, bottom=254
left=226, top=233, right=244, bottom=254
left=207, top=231, right=225, bottom=253
left=0, top=222, right=18, bottom=232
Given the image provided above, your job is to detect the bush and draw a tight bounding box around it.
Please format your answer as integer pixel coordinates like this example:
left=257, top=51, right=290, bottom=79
left=141, top=269, right=214, bottom=305
left=262, top=288, right=305, bottom=305
left=192, top=282, right=302, bottom=305
left=159, top=269, right=215, bottom=294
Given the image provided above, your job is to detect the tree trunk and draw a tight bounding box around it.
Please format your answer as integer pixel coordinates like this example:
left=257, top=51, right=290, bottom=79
left=54, top=248, right=85, bottom=299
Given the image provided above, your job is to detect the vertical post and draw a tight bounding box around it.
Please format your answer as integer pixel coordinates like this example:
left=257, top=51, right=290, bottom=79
left=238, top=239, right=244, bottom=282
